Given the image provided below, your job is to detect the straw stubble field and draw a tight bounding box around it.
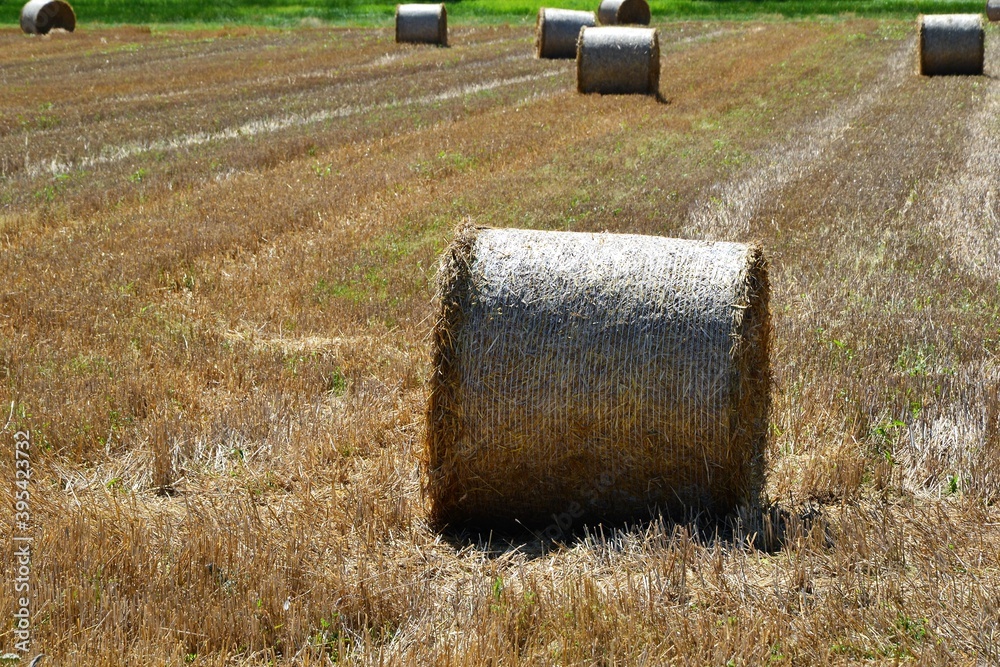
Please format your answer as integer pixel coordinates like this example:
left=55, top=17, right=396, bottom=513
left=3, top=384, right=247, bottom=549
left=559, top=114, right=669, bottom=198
left=0, top=16, right=998, bottom=665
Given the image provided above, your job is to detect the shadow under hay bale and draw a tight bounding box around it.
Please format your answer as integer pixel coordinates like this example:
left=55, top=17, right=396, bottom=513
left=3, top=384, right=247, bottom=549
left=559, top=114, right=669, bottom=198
left=425, top=226, right=772, bottom=530
left=989, top=0, right=1000, bottom=22
left=20, top=0, right=75, bottom=34
left=918, top=14, right=983, bottom=75
left=577, top=26, right=659, bottom=95
left=395, top=3, right=447, bottom=46
left=536, top=8, right=595, bottom=59
left=598, top=0, right=650, bottom=25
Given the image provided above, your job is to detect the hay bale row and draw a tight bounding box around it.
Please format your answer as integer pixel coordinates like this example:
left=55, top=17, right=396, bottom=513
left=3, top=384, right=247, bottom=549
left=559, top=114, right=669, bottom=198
left=396, top=3, right=447, bottom=46
left=536, top=8, right=595, bottom=59
left=918, top=14, right=983, bottom=75
left=597, top=0, right=650, bottom=25
left=20, top=0, right=75, bottom=34
left=988, top=1, right=1000, bottom=23
left=577, top=26, right=659, bottom=95
left=425, top=226, right=771, bottom=529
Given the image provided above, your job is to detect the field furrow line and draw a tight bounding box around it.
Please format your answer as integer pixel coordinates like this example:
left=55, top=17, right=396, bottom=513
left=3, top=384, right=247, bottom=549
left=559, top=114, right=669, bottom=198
left=682, top=38, right=912, bottom=241
left=663, top=25, right=760, bottom=52
left=24, top=70, right=565, bottom=178
left=94, top=42, right=532, bottom=108
left=3, top=48, right=544, bottom=175
left=926, top=78, right=1000, bottom=283
left=896, top=68, right=1000, bottom=499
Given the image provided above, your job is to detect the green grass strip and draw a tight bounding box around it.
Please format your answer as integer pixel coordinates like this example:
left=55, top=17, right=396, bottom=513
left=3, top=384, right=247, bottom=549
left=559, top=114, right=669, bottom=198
left=1, top=0, right=985, bottom=27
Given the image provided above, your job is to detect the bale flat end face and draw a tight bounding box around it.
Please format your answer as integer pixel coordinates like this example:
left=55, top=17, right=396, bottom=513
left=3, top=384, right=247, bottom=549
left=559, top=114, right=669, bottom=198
left=20, top=0, right=76, bottom=34
left=725, top=244, right=771, bottom=513
left=425, top=224, right=480, bottom=529
left=534, top=8, right=547, bottom=58
left=918, top=14, right=984, bottom=76
left=425, top=226, right=772, bottom=530
left=647, top=30, right=660, bottom=95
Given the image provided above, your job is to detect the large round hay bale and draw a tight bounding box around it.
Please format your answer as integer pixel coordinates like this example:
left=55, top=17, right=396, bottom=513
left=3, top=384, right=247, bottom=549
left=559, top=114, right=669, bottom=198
left=20, top=0, right=76, bottom=34
left=987, top=0, right=1000, bottom=22
left=425, top=226, right=771, bottom=529
left=395, top=3, right=447, bottom=46
left=536, top=8, right=595, bottom=59
left=918, top=14, right=983, bottom=75
left=597, top=0, right=650, bottom=25
left=577, top=26, right=659, bottom=95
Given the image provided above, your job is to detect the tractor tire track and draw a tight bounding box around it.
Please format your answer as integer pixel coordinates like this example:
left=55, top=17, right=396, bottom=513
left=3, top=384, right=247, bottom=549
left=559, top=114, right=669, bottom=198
left=682, top=38, right=912, bottom=242
left=926, top=77, right=1000, bottom=284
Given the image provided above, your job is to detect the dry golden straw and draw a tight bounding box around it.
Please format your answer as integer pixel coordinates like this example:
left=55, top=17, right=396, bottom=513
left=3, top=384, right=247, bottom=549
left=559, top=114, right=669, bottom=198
left=577, top=26, right=660, bottom=95
left=918, top=14, right=983, bottom=75
left=988, top=0, right=1000, bottom=22
left=425, top=226, right=772, bottom=529
left=535, top=8, right=596, bottom=59
left=20, top=0, right=75, bottom=34
left=597, top=0, right=650, bottom=25
left=395, top=3, right=447, bottom=46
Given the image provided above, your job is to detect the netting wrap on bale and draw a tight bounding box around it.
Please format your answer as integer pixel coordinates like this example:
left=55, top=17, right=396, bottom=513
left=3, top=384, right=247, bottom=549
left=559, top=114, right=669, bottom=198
left=918, top=14, right=983, bottom=75
left=577, top=26, right=660, bottom=95
left=536, top=8, right=596, bottom=59
left=20, top=0, right=75, bottom=34
left=597, top=0, right=650, bottom=25
left=425, top=226, right=771, bottom=529
left=987, top=0, right=1000, bottom=22
left=396, top=3, right=447, bottom=46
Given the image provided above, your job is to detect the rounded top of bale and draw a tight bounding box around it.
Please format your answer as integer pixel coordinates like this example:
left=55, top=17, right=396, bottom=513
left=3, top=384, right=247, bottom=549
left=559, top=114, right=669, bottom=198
left=919, top=12, right=982, bottom=26
left=396, top=3, right=445, bottom=15
left=20, top=0, right=76, bottom=34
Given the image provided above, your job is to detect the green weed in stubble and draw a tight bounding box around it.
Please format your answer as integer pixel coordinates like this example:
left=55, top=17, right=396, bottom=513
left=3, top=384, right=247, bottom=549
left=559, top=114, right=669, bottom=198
left=128, top=168, right=149, bottom=184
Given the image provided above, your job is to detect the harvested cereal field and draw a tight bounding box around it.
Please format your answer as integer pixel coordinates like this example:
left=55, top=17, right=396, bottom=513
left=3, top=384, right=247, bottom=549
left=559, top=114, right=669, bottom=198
left=1, top=16, right=999, bottom=665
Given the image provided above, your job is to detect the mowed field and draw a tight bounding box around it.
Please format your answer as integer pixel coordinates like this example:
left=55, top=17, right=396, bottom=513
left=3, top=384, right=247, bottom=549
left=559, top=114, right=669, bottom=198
left=1, top=16, right=1000, bottom=665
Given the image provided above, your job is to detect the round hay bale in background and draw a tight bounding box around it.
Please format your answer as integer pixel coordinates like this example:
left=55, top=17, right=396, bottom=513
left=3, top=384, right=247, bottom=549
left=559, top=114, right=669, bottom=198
left=20, top=0, right=76, bottom=34
left=425, top=226, right=771, bottom=529
left=988, top=0, right=1000, bottom=22
left=597, top=0, right=650, bottom=25
left=918, top=14, right=983, bottom=75
left=395, top=3, right=447, bottom=46
left=536, top=8, right=595, bottom=59
left=577, top=26, right=659, bottom=95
